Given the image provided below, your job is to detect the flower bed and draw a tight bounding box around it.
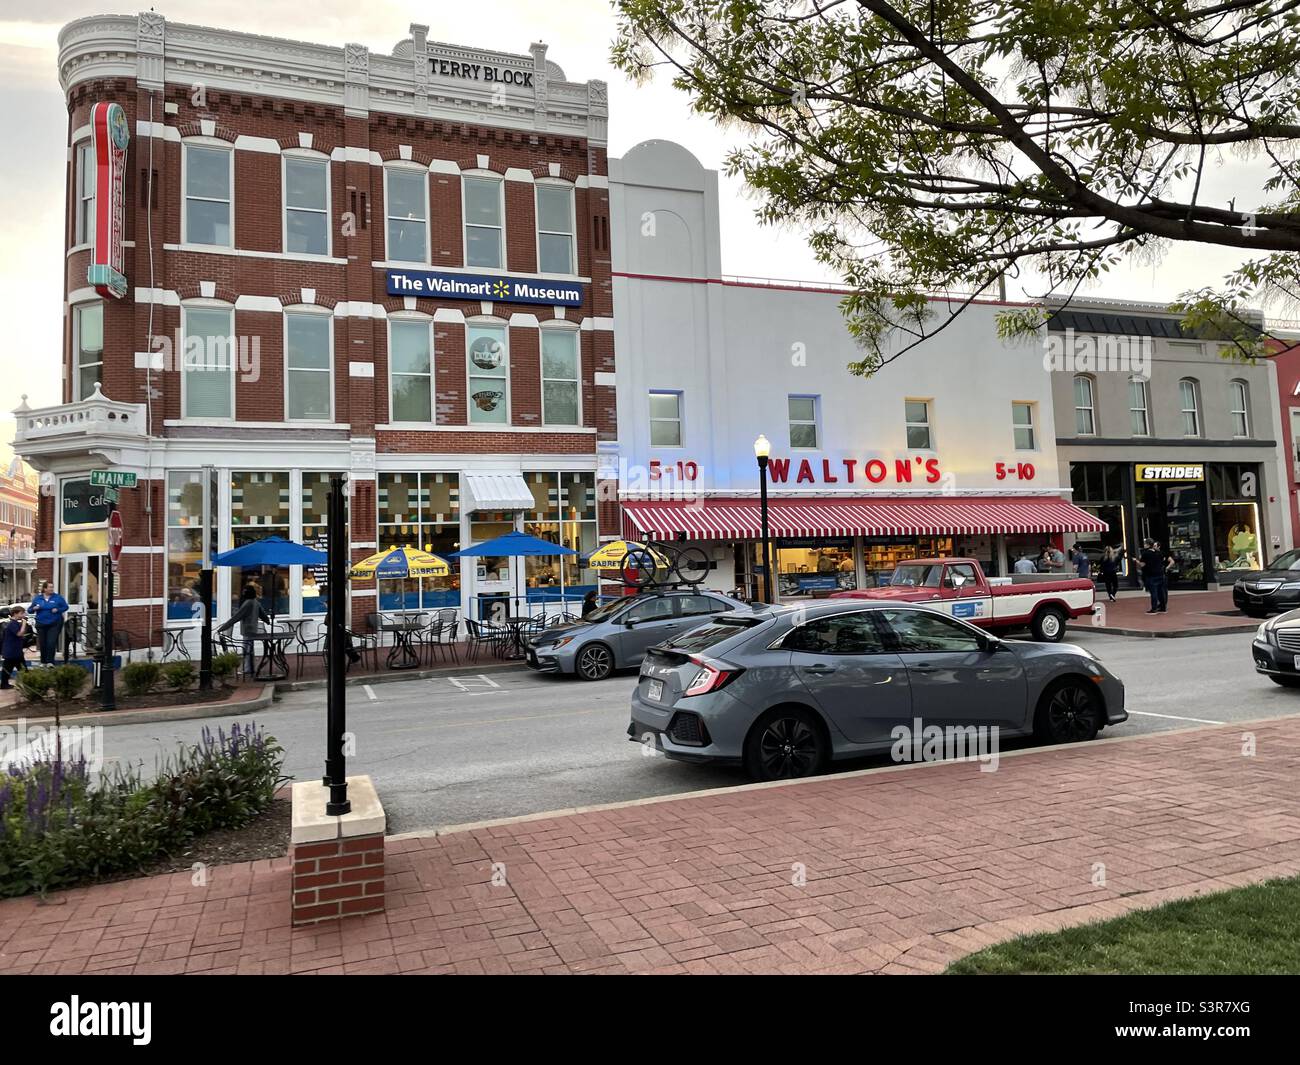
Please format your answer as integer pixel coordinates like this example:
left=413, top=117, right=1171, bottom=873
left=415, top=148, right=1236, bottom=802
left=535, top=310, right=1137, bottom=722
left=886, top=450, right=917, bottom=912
left=0, top=723, right=287, bottom=898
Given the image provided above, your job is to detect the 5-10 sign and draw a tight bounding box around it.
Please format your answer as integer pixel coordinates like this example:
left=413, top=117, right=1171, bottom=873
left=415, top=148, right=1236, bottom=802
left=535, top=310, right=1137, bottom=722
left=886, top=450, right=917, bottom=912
left=995, top=462, right=1036, bottom=481
left=649, top=460, right=700, bottom=481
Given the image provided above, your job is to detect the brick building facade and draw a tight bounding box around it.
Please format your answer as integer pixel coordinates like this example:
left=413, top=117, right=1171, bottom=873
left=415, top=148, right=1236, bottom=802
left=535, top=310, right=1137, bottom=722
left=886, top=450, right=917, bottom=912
left=14, top=13, right=618, bottom=653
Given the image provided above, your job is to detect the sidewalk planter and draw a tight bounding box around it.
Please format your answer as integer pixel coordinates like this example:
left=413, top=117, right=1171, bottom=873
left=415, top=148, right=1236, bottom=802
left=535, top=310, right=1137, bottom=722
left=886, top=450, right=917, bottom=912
left=289, top=775, right=387, bottom=926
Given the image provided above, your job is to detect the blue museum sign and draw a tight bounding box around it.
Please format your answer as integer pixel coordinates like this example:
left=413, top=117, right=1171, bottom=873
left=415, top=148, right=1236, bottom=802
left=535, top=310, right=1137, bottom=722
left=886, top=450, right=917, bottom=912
left=386, top=269, right=584, bottom=307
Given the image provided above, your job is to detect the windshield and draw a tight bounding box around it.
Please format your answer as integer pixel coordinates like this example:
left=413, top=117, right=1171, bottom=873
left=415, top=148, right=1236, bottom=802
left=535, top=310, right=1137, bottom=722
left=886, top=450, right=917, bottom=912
left=662, top=617, right=761, bottom=653
left=890, top=564, right=943, bottom=588
left=581, top=598, right=629, bottom=623
left=1270, top=549, right=1300, bottom=571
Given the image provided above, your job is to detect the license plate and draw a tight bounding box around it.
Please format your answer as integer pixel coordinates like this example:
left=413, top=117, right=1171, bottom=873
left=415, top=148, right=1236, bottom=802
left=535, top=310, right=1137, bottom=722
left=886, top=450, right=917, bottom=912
left=646, top=679, right=664, bottom=701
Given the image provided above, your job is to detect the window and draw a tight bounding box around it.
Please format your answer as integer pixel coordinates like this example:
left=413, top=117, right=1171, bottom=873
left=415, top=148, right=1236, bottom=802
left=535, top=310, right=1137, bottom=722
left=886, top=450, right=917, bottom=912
left=467, top=323, right=508, bottom=425
left=1129, top=376, right=1150, bottom=436
left=300, top=472, right=346, bottom=614
left=945, top=563, right=980, bottom=590
left=75, top=141, right=95, bottom=246
left=678, top=594, right=732, bottom=618
left=182, top=306, right=234, bottom=418
left=463, top=176, right=504, bottom=269
left=230, top=471, right=291, bottom=616
left=789, top=396, right=818, bottom=449
left=536, top=183, right=576, bottom=274
left=1073, top=375, right=1096, bottom=435
left=783, top=612, right=886, bottom=655
left=878, top=609, right=982, bottom=653
left=905, top=399, right=932, bottom=449
left=541, top=329, right=580, bottom=425
left=626, top=597, right=675, bottom=624
left=377, top=473, right=460, bottom=610
left=285, top=313, right=332, bottom=420
left=184, top=144, right=232, bottom=246
left=284, top=156, right=329, bottom=255
left=1012, top=402, right=1035, bottom=450
left=1230, top=380, right=1250, bottom=438
left=389, top=320, right=432, bottom=423
left=649, top=391, right=682, bottom=446
left=74, top=303, right=103, bottom=400
left=522, top=471, right=597, bottom=601
left=385, top=167, right=427, bottom=263
left=166, top=470, right=217, bottom=620
left=1179, top=378, right=1202, bottom=436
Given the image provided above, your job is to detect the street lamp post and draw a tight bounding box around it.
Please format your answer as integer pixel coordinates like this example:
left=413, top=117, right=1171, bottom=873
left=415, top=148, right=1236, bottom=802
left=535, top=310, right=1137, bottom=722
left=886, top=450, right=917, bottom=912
left=754, top=435, right=774, bottom=604
left=9, top=527, right=15, bottom=602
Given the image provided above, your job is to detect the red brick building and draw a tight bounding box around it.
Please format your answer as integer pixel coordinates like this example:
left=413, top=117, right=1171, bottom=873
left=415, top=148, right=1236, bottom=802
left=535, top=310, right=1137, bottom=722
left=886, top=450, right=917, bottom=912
left=15, top=13, right=617, bottom=653
left=0, top=448, right=38, bottom=603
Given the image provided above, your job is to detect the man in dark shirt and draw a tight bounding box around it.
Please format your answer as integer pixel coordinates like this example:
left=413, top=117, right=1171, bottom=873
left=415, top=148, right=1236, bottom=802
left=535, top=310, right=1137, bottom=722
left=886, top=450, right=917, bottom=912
left=1138, top=538, right=1170, bottom=613
left=1, top=605, right=29, bottom=689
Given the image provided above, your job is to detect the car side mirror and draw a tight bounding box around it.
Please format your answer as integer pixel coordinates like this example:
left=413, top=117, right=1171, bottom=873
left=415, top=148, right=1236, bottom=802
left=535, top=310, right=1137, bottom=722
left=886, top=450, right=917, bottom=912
left=951, top=575, right=967, bottom=589
left=624, top=619, right=636, bottom=629
left=980, top=635, right=1006, bottom=653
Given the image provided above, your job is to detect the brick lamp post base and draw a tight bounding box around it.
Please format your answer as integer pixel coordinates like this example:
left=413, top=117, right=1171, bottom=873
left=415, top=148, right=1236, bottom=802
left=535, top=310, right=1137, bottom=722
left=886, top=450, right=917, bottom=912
left=290, top=775, right=387, bottom=926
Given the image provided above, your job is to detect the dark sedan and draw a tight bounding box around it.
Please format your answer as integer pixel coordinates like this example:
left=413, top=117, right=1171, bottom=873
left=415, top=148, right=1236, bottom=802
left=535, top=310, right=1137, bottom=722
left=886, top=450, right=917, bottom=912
left=1250, top=608, right=1300, bottom=687
left=1233, top=548, right=1300, bottom=617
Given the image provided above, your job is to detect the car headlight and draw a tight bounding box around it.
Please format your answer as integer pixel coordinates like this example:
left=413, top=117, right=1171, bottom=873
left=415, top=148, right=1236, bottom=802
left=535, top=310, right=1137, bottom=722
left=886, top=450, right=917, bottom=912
left=1282, top=583, right=1300, bottom=591
left=549, top=636, right=575, bottom=649
left=1257, top=622, right=1272, bottom=643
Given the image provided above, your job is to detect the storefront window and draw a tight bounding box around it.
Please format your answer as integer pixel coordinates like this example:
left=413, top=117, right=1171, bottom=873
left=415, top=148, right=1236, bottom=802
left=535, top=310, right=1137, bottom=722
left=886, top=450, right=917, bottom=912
left=375, top=472, right=460, bottom=611
left=301, top=473, right=345, bottom=615
left=166, top=470, right=217, bottom=620
left=776, top=537, right=855, bottom=597
left=521, top=471, right=597, bottom=603
left=1209, top=462, right=1262, bottom=573
left=230, top=471, right=291, bottom=615
left=1069, top=462, right=1130, bottom=576
left=862, top=537, right=953, bottom=587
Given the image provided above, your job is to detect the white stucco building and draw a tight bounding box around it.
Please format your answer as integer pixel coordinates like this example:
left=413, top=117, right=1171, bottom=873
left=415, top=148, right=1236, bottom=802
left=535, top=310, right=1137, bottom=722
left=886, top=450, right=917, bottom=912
left=607, top=139, right=1105, bottom=597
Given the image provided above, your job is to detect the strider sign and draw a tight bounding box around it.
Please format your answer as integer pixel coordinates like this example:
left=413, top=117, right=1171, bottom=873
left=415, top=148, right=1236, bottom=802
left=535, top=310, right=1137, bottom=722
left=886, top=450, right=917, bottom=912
left=1136, top=463, right=1205, bottom=482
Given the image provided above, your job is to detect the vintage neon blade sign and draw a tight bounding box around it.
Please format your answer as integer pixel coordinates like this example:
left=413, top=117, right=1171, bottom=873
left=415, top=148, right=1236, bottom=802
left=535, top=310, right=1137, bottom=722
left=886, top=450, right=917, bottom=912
left=86, top=101, right=129, bottom=299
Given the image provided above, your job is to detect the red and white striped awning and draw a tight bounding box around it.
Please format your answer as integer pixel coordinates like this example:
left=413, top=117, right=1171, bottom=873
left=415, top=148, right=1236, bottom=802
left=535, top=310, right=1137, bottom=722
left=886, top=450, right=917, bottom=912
left=621, top=496, right=1109, bottom=540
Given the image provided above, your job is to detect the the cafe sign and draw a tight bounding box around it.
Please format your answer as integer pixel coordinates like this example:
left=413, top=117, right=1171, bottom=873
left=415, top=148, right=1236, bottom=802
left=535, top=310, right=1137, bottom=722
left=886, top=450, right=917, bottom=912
left=61, top=478, right=112, bottom=527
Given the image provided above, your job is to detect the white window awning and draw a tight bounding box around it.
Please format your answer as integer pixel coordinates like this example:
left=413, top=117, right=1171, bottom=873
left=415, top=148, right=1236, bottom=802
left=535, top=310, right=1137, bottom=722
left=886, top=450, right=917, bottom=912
left=463, top=472, right=534, bottom=512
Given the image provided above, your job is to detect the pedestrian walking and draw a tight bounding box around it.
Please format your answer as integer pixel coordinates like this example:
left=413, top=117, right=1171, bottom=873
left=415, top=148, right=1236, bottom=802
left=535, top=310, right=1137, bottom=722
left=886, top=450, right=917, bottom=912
left=1100, top=545, right=1124, bottom=601
left=217, top=584, right=271, bottom=675
left=1138, top=538, right=1170, bottom=613
left=28, top=580, right=69, bottom=665
left=1, top=605, right=29, bottom=690
left=1072, top=547, right=1092, bottom=579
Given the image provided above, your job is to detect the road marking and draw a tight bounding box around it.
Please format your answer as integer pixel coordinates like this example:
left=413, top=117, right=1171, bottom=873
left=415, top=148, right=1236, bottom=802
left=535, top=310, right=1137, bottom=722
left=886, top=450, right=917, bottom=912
left=1127, top=710, right=1226, bottom=725
left=478, top=674, right=500, bottom=688
left=446, top=674, right=503, bottom=693
left=363, top=685, right=377, bottom=702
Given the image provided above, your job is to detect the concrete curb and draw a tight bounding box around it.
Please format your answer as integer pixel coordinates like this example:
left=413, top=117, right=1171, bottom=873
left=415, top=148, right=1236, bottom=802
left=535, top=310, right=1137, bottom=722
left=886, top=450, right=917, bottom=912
left=3, top=683, right=277, bottom=729
left=1086, top=623, right=1257, bottom=639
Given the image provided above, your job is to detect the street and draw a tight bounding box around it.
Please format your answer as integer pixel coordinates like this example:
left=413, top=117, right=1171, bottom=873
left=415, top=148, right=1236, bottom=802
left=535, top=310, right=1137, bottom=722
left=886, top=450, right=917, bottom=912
left=82, top=627, right=1296, bottom=834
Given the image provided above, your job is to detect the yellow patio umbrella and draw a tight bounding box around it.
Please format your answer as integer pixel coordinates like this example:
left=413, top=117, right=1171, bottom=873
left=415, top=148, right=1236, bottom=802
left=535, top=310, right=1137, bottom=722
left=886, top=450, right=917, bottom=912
left=583, top=540, right=670, bottom=571
left=350, top=545, right=451, bottom=579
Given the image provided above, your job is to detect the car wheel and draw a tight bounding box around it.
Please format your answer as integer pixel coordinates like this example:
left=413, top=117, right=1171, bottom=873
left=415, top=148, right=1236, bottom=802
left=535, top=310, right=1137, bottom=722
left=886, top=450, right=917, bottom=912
left=743, top=707, right=829, bottom=781
left=1268, top=674, right=1300, bottom=688
left=1034, top=679, right=1101, bottom=743
left=1031, top=606, right=1067, bottom=642
left=574, top=642, right=614, bottom=681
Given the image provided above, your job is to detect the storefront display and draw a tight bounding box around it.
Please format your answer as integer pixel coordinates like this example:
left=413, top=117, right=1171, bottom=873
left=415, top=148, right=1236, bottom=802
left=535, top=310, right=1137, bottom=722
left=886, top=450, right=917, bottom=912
left=775, top=537, right=856, bottom=596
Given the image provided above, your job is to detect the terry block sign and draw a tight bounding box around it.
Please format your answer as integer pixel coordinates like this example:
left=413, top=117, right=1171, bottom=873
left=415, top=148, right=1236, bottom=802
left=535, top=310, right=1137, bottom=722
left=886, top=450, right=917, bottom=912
left=87, top=101, right=129, bottom=299
left=386, top=269, right=584, bottom=307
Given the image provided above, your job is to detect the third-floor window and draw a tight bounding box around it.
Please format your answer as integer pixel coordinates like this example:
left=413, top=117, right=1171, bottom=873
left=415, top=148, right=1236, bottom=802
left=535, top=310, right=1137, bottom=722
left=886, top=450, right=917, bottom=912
left=75, top=141, right=95, bottom=246
left=385, top=167, right=428, bottom=263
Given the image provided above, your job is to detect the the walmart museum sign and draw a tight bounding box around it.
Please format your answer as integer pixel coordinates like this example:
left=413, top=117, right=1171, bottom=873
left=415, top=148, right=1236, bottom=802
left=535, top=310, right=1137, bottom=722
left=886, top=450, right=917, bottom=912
left=386, top=269, right=584, bottom=307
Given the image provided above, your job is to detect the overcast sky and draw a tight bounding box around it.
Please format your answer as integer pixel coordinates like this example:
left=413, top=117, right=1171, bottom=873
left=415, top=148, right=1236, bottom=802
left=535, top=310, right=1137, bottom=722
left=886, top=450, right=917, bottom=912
left=0, top=1, right=1265, bottom=434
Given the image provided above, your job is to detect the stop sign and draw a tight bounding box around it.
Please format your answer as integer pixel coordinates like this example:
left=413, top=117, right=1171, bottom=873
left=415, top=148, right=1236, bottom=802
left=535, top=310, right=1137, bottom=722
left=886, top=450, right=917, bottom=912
left=107, top=510, right=125, bottom=563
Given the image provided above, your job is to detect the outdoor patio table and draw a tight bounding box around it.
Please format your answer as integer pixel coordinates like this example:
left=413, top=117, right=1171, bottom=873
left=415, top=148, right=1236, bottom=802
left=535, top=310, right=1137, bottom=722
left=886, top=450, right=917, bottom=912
left=157, top=626, right=191, bottom=661
left=252, top=627, right=298, bottom=681
left=500, top=615, right=535, bottom=660
left=381, top=617, right=425, bottom=670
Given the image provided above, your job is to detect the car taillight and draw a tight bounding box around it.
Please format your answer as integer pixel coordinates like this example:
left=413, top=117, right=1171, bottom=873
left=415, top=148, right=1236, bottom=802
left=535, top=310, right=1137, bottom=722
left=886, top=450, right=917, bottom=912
left=682, top=656, right=743, bottom=697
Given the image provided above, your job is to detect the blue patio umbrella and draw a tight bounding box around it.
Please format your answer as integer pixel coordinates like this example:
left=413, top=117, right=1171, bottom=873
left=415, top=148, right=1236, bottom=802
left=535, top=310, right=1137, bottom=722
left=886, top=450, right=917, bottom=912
left=449, top=531, right=578, bottom=611
left=210, top=536, right=328, bottom=623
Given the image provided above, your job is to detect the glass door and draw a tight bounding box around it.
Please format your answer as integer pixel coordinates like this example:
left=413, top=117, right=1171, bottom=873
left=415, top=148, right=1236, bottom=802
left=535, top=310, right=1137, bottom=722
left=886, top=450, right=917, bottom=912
left=62, top=553, right=106, bottom=653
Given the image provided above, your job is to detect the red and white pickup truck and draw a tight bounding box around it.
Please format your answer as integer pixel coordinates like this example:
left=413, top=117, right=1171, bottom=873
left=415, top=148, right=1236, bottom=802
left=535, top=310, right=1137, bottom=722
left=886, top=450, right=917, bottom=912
left=830, top=557, right=1095, bottom=642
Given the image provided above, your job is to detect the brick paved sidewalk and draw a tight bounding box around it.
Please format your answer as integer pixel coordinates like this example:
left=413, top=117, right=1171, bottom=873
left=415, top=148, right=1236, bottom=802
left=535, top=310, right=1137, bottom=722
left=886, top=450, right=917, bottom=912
left=3, top=716, right=1299, bottom=975
left=1089, top=588, right=1257, bottom=636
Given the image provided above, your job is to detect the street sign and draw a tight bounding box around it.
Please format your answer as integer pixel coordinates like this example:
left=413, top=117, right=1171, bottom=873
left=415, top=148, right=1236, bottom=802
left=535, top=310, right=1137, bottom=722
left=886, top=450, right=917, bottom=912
left=103, top=487, right=119, bottom=505
left=107, top=510, right=125, bottom=563
left=90, top=470, right=137, bottom=488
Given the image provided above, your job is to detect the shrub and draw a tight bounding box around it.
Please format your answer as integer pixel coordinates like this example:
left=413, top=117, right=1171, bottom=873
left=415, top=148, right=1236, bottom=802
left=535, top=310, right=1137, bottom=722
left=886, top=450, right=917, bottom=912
left=121, top=661, right=162, bottom=698
left=13, top=667, right=55, bottom=703
left=161, top=661, right=196, bottom=692
left=211, top=652, right=242, bottom=685
left=0, top=722, right=287, bottom=898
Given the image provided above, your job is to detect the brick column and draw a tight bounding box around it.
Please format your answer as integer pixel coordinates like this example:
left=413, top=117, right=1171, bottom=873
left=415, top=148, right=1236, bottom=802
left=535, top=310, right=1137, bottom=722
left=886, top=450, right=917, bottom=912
left=290, top=774, right=387, bottom=926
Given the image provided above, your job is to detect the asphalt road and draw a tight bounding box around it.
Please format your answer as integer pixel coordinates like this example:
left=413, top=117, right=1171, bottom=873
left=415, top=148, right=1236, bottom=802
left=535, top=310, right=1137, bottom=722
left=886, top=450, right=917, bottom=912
left=66, top=626, right=1297, bottom=834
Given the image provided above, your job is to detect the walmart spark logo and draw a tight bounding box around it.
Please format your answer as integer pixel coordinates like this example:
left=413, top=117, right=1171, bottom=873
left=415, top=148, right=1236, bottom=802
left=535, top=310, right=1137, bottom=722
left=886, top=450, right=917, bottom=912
left=491, top=279, right=511, bottom=299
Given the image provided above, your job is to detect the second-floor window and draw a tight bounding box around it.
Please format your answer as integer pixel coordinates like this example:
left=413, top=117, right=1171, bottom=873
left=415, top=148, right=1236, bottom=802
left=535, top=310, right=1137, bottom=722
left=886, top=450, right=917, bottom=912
left=75, top=141, right=95, bottom=246
left=1012, top=402, right=1035, bottom=449
left=541, top=330, right=580, bottom=425
left=905, top=399, right=932, bottom=449
left=467, top=323, right=509, bottom=425
left=536, top=183, right=576, bottom=274
left=1073, top=375, right=1096, bottom=435
left=1230, top=380, right=1250, bottom=437
left=789, top=395, right=818, bottom=448
left=285, top=312, right=332, bottom=421
left=284, top=156, right=329, bottom=256
left=74, top=302, right=103, bottom=400
left=649, top=391, right=682, bottom=446
left=1180, top=378, right=1202, bottom=436
left=182, top=306, right=234, bottom=418
left=463, top=176, right=504, bottom=269
left=389, top=320, right=432, bottom=423
left=385, top=167, right=427, bottom=263
left=1129, top=376, right=1150, bottom=435
left=184, top=144, right=232, bottom=247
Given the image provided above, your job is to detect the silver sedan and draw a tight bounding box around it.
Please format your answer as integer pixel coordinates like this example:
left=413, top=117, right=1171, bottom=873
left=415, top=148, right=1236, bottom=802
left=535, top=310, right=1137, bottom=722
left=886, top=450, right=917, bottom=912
left=628, top=600, right=1126, bottom=781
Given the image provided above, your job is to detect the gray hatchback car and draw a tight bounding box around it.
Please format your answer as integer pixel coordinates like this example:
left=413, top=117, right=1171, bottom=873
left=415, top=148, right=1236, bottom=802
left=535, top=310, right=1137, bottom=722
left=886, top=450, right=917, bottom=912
left=628, top=600, right=1126, bottom=781
left=525, top=589, right=750, bottom=680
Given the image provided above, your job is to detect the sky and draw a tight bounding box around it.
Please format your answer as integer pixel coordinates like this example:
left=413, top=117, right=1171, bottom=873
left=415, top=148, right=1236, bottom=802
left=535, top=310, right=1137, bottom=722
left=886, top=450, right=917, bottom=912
left=0, top=0, right=1268, bottom=435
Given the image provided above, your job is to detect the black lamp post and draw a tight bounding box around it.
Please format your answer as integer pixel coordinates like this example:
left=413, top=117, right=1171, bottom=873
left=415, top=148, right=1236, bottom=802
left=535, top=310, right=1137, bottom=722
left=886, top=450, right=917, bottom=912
left=754, top=434, right=774, bottom=604
left=323, top=473, right=351, bottom=816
